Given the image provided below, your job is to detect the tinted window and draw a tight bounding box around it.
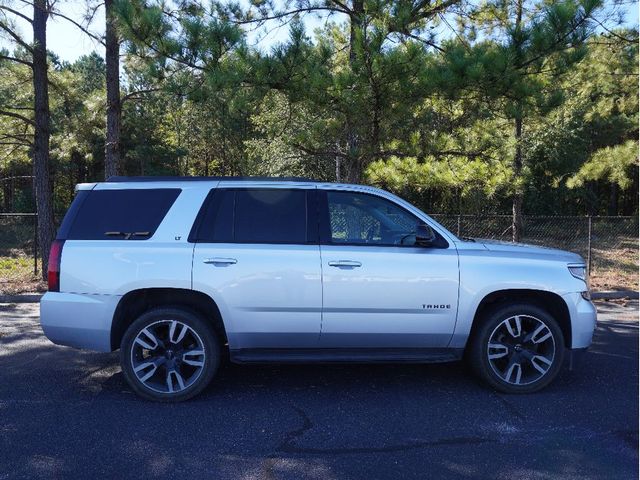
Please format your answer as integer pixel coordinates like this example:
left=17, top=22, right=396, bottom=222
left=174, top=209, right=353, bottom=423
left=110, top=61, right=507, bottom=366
left=196, top=188, right=310, bottom=244
left=195, top=189, right=235, bottom=242
left=66, top=189, right=180, bottom=240
left=323, top=191, right=421, bottom=246
left=57, top=190, right=90, bottom=240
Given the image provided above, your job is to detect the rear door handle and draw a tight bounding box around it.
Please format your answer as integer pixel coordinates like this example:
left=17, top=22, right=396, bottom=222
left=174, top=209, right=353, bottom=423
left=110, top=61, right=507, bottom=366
left=328, top=260, right=362, bottom=268
left=204, top=257, right=237, bottom=265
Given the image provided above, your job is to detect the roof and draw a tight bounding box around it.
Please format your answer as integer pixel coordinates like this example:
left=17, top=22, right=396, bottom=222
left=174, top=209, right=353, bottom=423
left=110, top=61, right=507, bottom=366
left=106, top=176, right=316, bottom=183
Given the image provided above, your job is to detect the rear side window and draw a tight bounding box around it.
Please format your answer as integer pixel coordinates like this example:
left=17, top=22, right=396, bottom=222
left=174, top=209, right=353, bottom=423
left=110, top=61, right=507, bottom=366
left=65, top=189, right=180, bottom=240
left=194, top=188, right=312, bottom=244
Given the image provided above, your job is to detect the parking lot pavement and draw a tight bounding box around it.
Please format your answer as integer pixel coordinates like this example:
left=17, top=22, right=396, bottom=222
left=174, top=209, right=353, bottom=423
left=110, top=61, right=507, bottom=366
left=0, top=301, right=637, bottom=480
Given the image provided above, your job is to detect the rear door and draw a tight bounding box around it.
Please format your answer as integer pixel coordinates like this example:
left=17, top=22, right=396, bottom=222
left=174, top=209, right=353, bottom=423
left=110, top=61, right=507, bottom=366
left=318, top=188, right=459, bottom=348
left=191, top=185, right=322, bottom=350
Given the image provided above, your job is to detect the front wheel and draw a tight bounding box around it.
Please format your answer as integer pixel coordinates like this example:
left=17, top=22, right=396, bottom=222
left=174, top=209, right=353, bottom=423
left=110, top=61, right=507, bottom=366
left=468, top=303, right=565, bottom=394
left=120, top=307, right=220, bottom=402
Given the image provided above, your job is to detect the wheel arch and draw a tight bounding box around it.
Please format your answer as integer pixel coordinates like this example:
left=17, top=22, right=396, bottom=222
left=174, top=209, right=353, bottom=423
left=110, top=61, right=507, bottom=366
left=110, top=288, right=228, bottom=351
left=468, top=289, right=572, bottom=349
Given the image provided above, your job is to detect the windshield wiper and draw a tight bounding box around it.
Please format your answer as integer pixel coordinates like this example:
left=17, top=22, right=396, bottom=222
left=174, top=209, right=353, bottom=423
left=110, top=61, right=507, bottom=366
left=105, top=231, right=150, bottom=239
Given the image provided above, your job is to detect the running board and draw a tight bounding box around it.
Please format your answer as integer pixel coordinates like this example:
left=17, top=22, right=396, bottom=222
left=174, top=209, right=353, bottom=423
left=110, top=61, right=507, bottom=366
left=230, top=348, right=464, bottom=364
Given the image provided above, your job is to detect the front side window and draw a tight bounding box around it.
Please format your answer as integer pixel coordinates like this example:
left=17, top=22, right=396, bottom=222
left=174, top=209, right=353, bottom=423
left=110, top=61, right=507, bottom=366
left=323, top=191, right=422, bottom=246
left=195, top=188, right=311, bottom=244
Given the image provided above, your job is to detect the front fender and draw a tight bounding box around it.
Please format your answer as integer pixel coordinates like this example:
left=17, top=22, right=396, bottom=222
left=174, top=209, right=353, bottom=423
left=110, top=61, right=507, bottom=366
left=449, top=251, right=587, bottom=348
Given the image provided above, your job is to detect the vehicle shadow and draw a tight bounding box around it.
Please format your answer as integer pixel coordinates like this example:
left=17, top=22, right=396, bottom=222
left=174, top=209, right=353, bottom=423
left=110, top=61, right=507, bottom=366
left=1, top=306, right=638, bottom=480
left=1, top=315, right=637, bottom=401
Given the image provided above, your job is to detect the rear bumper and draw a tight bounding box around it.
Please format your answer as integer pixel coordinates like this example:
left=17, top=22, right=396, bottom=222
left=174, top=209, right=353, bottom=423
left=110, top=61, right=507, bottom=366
left=562, top=292, right=597, bottom=349
left=40, top=292, right=120, bottom=352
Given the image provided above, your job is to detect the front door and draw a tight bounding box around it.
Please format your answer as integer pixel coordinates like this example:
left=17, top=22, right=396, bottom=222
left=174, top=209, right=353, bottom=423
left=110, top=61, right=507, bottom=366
left=318, top=189, right=459, bottom=348
left=192, top=186, right=322, bottom=349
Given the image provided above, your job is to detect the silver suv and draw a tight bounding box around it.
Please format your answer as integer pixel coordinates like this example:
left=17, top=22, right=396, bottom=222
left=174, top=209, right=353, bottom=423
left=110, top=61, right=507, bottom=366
left=40, top=177, right=596, bottom=401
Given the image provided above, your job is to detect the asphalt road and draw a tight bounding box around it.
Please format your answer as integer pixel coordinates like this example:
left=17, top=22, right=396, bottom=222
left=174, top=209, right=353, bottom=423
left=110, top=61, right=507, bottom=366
left=0, top=300, right=637, bottom=480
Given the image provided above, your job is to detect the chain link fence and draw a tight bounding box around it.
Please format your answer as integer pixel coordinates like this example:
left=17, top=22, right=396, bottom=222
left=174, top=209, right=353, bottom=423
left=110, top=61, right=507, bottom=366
left=0, top=213, right=637, bottom=294
left=431, top=214, right=638, bottom=291
left=0, top=213, right=40, bottom=294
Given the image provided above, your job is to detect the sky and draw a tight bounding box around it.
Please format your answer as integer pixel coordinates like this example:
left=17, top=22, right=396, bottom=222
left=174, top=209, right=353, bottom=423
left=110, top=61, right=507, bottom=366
left=0, top=0, right=638, bottom=63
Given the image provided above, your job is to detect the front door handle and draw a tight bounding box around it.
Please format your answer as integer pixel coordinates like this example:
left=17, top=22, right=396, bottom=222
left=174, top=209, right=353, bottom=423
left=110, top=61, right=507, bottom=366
left=328, top=260, right=362, bottom=268
left=204, top=257, right=237, bottom=265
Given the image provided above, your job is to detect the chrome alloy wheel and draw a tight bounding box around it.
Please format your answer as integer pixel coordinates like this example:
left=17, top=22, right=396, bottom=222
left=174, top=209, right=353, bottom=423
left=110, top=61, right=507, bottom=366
left=487, top=315, right=556, bottom=386
left=130, top=320, right=206, bottom=394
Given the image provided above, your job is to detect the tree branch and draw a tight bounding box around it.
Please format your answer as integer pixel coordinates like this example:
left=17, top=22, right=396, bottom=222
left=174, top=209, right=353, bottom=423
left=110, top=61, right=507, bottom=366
left=394, top=31, right=445, bottom=52
left=49, top=9, right=105, bottom=45
left=0, top=19, right=33, bottom=53
left=0, top=4, right=33, bottom=24
left=0, top=133, right=32, bottom=144
left=119, top=18, right=206, bottom=71
left=3, top=105, right=34, bottom=110
left=0, top=53, right=32, bottom=66
left=329, top=0, right=352, bottom=14
left=378, top=149, right=491, bottom=160
left=516, top=12, right=592, bottom=71
left=291, top=142, right=347, bottom=158
left=83, top=1, right=104, bottom=25
left=0, top=109, right=35, bottom=125
left=121, top=87, right=162, bottom=103
left=231, top=6, right=348, bottom=25
left=412, top=0, right=461, bottom=21
left=593, top=19, right=638, bottom=44
left=0, top=175, right=34, bottom=182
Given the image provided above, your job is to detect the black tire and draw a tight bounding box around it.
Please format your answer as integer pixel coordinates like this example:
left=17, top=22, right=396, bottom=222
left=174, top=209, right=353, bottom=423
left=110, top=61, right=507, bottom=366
left=467, top=303, right=565, bottom=394
left=120, top=307, right=220, bottom=402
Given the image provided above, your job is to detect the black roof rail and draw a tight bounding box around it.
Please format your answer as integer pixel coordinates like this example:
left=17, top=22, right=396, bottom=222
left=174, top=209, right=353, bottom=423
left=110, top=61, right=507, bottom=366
left=106, top=176, right=317, bottom=183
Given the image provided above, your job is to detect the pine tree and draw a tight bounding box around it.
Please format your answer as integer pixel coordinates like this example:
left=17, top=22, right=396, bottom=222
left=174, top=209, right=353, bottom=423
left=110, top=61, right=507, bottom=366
left=436, top=0, right=602, bottom=239
left=0, top=0, right=56, bottom=278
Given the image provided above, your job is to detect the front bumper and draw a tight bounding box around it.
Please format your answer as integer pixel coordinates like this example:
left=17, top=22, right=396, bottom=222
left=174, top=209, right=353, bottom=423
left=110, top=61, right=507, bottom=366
left=40, top=292, right=120, bottom=352
left=567, top=347, right=589, bottom=371
left=562, top=292, right=597, bottom=349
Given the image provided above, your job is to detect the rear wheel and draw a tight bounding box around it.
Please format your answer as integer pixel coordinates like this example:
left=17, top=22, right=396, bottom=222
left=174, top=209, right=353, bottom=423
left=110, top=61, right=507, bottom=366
left=120, top=307, right=220, bottom=402
left=468, top=303, right=565, bottom=393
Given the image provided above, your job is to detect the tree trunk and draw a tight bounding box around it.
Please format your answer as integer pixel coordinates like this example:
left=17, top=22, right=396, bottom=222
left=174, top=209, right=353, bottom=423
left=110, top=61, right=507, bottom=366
left=2, top=165, right=12, bottom=211
left=348, top=0, right=363, bottom=67
left=511, top=0, right=524, bottom=243
left=345, top=0, right=363, bottom=184
left=32, top=0, right=55, bottom=279
left=104, top=0, right=121, bottom=179
left=512, top=116, right=524, bottom=242
left=608, top=182, right=618, bottom=215
left=345, top=159, right=362, bottom=183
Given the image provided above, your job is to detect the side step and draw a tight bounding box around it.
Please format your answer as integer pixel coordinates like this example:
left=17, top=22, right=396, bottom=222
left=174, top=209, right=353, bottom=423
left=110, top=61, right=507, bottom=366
left=230, top=348, right=464, bottom=364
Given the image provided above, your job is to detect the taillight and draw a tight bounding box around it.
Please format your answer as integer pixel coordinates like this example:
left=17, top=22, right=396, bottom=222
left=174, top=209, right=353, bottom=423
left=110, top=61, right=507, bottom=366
left=47, top=239, right=65, bottom=292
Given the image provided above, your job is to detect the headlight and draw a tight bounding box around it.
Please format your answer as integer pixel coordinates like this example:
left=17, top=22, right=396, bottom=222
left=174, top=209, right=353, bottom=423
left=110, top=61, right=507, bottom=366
left=568, top=265, right=587, bottom=282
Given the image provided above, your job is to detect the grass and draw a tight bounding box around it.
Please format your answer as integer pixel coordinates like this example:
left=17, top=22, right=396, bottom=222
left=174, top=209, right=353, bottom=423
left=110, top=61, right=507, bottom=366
left=590, top=246, right=639, bottom=291
left=0, top=253, right=45, bottom=295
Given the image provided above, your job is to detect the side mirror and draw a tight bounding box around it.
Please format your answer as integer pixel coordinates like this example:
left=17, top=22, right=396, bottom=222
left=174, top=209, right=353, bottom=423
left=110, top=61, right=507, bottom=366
left=415, top=224, right=436, bottom=246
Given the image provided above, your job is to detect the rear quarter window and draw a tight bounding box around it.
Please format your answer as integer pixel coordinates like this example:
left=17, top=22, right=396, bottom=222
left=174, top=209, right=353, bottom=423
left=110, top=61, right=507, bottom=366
left=64, top=189, right=181, bottom=240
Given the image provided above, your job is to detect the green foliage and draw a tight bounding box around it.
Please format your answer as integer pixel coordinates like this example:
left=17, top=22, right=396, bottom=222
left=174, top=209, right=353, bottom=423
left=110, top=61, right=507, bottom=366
left=568, top=140, right=639, bottom=189
left=0, top=1, right=637, bottom=218
left=367, top=154, right=512, bottom=195
left=66, top=52, right=106, bottom=94
left=0, top=50, right=34, bottom=211
left=522, top=31, right=639, bottom=213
